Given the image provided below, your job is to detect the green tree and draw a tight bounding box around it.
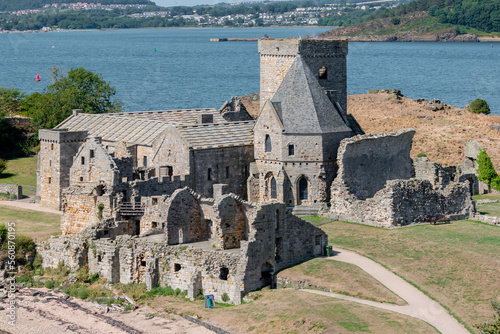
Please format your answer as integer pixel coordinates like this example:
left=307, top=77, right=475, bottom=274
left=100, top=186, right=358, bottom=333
left=468, top=98, right=491, bottom=114
left=477, top=149, right=500, bottom=190
left=22, top=67, right=122, bottom=129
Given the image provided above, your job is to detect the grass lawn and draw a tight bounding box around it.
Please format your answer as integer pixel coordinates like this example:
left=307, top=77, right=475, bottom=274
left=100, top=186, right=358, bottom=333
left=277, top=258, right=405, bottom=305
left=320, top=220, right=500, bottom=332
left=0, top=206, right=61, bottom=241
left=0, top=156, right=37, bottom=196
left=473, top=194, right=500, bottom=217
left=149, top=289, right=438, bottom=334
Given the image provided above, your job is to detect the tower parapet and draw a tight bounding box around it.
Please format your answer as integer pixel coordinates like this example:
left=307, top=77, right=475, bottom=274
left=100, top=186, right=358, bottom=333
left=258, top=38, right=348, bottom=112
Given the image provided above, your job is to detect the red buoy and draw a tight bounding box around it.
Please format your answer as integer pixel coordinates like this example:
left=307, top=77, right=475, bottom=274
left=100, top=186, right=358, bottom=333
left=35, top=74, right=41, bottom=82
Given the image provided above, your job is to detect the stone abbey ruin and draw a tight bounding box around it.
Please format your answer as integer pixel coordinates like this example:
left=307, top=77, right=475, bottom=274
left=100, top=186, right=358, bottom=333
left=37, top=38, right=477, bottom=304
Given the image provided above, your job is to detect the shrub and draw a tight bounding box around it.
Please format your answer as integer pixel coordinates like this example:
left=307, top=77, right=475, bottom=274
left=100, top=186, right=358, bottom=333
left=0, top=159, right=6, bottom=174
left=221, top=292, right=230, bottom=302
left=45, top=280, right=55, bottom=289
left=417, top=153, right=427, bottom=158
left=475, top=300, right=500, bottom=334
left=468, top=98, right=491, bottom=114
left=77, top=286, right=90, bottom=299
left=391, top=17, right=400, bottom=25
left=477, top=149, right=500, bottom=191
left=0, top=224, right=7, bottom=244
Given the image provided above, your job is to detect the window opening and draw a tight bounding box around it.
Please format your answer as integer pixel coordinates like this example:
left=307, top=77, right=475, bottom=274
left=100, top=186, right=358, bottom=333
left=265, top=134, right=272, bottom=152
left=271, top=177, right=277, bottom=199
left=219, top=267, right=229, bottom=280
left=319, top=66, right=328, bottom=80
left=299, top=177, right=308, bottom=200
left=207, top=168, right=212, bottom=181
left=288, top=144, right=295, bottom=156
left=90, top=150, right=95, bottom=159
left=174, top=263, right=181, bottom=272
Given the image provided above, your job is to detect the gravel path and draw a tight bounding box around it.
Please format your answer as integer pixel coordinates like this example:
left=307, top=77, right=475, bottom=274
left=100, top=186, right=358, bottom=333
left=0, top=199, right=62, bottom=215
left=302, top=248, right=469, bottom=334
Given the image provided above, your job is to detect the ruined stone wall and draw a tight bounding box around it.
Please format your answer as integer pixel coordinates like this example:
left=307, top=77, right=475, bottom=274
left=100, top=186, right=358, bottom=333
left=60, top=191, right=113, bottom=235
left=37, top=129, right=87, bottom=210
left=38, top=236, right=87, bottom=270
left=164, top=188, right=206, bottom=244
left=242, top=203, right=327, bottom=293
left=413, top=157, right=457, bottom=190
left=215, top=195, right=248, bottom=249
left=0, top=184, right=22, bottom=199
left=335, top=129, right=415, bottom=200
left=331, top=179, right=473, bottom=227
left=192, top=146, right=254, bottom=198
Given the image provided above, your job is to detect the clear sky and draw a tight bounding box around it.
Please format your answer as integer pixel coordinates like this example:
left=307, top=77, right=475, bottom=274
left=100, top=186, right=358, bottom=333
left=154, top=0, right=243, bottom=7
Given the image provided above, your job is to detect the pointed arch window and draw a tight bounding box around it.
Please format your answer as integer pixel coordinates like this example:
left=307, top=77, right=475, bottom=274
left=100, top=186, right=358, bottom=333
left=265, top=134, right=272, bottom=152
left=271, top=177, right=277, bottom=199
left=299, top=177, right=308, bottom=200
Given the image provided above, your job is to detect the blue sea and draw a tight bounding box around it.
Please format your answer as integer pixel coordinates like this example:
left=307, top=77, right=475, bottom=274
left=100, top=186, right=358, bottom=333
left=1, top=27, right=499, bottom=113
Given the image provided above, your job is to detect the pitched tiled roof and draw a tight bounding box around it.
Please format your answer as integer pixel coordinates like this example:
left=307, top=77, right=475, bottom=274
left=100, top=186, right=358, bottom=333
left=105, top=108, right=225, bottom=123
left=175, top=121, right=255, bottom=149
left=270, top=55, right=352, bottom=134
left=55, top=109, right=226, bottom=146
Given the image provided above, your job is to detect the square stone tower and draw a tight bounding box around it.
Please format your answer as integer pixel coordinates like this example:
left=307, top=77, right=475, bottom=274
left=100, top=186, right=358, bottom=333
left=249, top=38, right=359, bottom=210
left=37, top=129, right=87, bottom=210
left=258, top=38, right=349, bottom=114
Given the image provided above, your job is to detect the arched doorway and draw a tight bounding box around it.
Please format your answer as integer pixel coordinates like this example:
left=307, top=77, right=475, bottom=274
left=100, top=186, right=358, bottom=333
left=298, top=176, right=308, bottom=204
left=260, top=262, right=275, bottom=288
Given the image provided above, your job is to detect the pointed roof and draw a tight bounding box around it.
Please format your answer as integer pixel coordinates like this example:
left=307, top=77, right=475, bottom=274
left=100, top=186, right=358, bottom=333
left=270, top=55, right=352, bottom=134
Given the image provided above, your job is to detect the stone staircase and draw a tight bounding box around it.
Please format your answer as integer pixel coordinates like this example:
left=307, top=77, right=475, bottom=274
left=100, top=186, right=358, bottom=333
left=292, top=203, right=328, bottom=217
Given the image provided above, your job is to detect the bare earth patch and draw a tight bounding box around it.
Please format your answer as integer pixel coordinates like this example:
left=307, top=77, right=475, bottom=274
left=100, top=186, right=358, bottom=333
left=0, top=288, right=213, bottom=334
left=277, top=258, right=406, bottom=305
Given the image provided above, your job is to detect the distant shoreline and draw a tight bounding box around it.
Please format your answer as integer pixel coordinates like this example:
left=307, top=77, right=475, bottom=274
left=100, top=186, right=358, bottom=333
left=0, top=25, right=328, bottom=35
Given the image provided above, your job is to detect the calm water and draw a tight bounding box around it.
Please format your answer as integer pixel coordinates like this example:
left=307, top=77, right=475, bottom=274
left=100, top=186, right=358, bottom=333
left=1, top=27, right=499, bottom=113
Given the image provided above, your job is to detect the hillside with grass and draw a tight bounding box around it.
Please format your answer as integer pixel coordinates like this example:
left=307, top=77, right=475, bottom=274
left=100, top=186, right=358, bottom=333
left=321, top=0, right=500, bottom=41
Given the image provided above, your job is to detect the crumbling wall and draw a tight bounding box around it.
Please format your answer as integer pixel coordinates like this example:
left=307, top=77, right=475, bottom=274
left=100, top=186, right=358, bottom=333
left=38, top=236, right=87, bottom=270
left=219, top=96, right=254, bottom=122
left=164, top=188, right=206, bottom=244
left=215, top=195, right=248, bottom=249
left=331, top=130, right=473, bottom=227
left=335, top=129, right=415, bottom=200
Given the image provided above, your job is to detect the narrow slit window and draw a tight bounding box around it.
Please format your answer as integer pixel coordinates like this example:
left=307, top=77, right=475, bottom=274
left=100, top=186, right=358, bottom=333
left=81, top=156, right=85, bottom=165
left=288, top=144, right=295, bottom=156
left=90, top=150, right=95, bottom=159
left=319, top=66, right=328, bottom=80
left=265, top=134, right=272, bottom=152
left=207, top=168, right=212, bottom=181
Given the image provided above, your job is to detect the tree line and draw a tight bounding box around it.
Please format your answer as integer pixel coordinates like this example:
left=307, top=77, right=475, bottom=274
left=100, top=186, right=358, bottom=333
left=369, top=0, right=500, bottom=33
left=0, top=67, right=121, bottom=159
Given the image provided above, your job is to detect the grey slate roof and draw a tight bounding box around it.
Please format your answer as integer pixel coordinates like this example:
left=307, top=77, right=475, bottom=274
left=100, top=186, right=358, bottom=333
left=270, top=55, right=352, bottom=134
left=175, top=121, right=255, bottom=149
left=55, top=109, right=226, bottom=146
left=105, top=108, right=226, bottom=123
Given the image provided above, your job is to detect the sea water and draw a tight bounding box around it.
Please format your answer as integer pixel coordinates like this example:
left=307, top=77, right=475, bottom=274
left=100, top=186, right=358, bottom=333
left=1, top=27, right=499, bottom=113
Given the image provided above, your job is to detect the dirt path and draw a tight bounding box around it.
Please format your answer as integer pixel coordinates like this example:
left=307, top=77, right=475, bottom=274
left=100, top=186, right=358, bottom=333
left=0, top=199, right=62, bottom=215
left=302, top=248, right=469, bottom=334
left=0, top=288, right=214, bottom=334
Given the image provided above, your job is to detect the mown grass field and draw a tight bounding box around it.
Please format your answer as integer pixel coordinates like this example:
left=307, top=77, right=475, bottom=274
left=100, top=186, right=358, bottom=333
left=149, top=289, right=438, bottom=334
left=0, top=156, right=37, bottom=196
left=277, top=257, right=405, bottom=305
left=321, top=220, right=500, bottom=331
left=0, top=206, right=61, bottom=241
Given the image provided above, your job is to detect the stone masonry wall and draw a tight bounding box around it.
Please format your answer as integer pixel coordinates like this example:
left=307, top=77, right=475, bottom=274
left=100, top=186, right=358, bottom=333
left=335, top=129, right=415, bottom=200
left=0, top=184, right=22, bottom=199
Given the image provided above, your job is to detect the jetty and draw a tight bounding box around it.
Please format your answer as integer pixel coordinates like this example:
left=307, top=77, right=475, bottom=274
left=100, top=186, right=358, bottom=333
left=210, top=38, right=260, bottom=42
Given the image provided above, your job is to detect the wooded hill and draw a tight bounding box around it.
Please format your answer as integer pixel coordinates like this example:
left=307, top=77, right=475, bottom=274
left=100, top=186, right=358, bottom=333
left=323, top=0, right=500, bottom=39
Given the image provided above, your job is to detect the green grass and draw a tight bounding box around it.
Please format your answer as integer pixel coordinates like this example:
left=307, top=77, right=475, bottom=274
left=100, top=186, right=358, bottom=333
left=0, top=156, right=37, bottom=195
left=277, top=258, right=405, bottom=305
left=299, top=215, right=334, bottom=226
left=320, top=219, right=500, bottom=331
left=149, top=289, right=438, bottom=334
left=0, top=206, right=61, bottom=241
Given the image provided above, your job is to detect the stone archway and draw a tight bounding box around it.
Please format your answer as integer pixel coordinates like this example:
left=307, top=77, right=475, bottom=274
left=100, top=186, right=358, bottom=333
left=297, top=176, right=309, bottom=205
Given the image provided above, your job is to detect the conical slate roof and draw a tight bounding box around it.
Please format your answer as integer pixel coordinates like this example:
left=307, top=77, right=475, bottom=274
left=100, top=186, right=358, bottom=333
left=270, top=55, right=352, bottom=134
